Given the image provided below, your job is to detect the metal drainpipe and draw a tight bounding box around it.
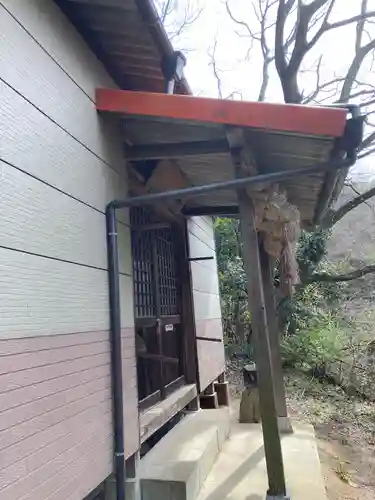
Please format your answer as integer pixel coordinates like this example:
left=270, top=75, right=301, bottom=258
left=106, top=203, right=126, bottom=500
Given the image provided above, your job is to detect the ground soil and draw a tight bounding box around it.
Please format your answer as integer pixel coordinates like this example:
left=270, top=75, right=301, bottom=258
left=227, top=362, right=375, bottom=500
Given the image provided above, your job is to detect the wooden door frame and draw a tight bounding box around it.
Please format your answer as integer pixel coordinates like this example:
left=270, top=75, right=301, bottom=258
left=172, top=219, right=199, bottom=387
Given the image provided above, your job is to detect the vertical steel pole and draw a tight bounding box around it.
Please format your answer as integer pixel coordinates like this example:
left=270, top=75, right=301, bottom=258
left=106, top=204, right=126, bottom=500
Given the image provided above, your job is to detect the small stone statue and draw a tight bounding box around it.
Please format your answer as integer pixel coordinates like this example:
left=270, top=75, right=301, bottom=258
left=239, top=362, right=260, bottom=423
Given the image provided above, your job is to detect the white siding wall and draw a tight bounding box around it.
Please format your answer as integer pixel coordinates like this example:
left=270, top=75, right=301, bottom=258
left=188, top=217, right=226, bottom=391
left=0, top=2, right=138, bottom=499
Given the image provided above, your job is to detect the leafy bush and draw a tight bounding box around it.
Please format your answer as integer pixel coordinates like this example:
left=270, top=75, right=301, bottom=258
left=281, top=317, right=345, bottom=373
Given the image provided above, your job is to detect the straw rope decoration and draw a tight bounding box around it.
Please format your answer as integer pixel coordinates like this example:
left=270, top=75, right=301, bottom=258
left=250, top=183, right=301, bottom=295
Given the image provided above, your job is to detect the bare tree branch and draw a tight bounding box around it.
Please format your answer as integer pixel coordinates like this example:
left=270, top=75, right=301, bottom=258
left=361, top=129, right=375, bottom=151
left=208, top=36, right=223, bottom=99
left=156, top=0, right=204, bottom=42
left=159, top=0, right=173, bottom=23
left=322, top=186, right=375, bottom=229
left=309, top=265, right=375, bottom=283
left=225, top=0, right=254, bottom=39
left=339, top=39, right=375, bottom=102
left=359, top=146, right=375, bottom=159
left=327, top=9, right=375, bottom=32
left=344, top=181, right=375, bottom=212
left=275, top=0, right=296, bottom=77
left=273, top=0, right=375, bottom=105
left=226, top=0, right=278, bottom=101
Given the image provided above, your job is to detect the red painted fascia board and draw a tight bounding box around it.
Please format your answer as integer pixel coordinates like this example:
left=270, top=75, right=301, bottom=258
left=96, top=88, right=347, bottom=138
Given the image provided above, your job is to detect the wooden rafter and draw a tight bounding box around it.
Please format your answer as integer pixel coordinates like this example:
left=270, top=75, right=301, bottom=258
left=125, top=139, right=229, bottom=161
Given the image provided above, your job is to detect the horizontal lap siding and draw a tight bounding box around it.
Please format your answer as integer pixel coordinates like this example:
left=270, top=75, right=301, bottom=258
left=188, top=217, right=225, bottom=390
left=0, top=2, right=138, bottom=500
left=0, top=247, right=134, bottom=337
left=0, top=330, right=139, bottom=499
left=0, top=1, right=124, bottom=165
left=0, top=160, right=131, bottom=273
left=0, top=81, right=129, bottom=224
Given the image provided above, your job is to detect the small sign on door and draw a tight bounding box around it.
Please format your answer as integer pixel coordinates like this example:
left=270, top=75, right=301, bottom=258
left=165, top=324, right=174, bottom=332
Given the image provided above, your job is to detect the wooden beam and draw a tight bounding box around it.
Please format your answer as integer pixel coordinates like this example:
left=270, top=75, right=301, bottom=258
left=183, top=206, right=239, bottom=217
left=128, top=165, right=183, bottom=221
left=146, top=160, right=187, bottom=191
left=259, top=242, right=288, bottom=421
left=173, top=222, right=199, bottom=387
left=125, top=139, right=229, bottom=161
left=230, top=129, right=287, bottom=497
left=96, top=88, right=347, bottom=138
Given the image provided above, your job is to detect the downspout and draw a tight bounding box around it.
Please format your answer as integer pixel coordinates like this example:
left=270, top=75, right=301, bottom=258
left=106, top=203, right=126, bottom=500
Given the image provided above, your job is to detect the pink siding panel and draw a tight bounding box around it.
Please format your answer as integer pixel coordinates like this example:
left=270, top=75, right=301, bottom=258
left=0, top=351, right=110, bottom=392
left=0, top=397, right=111, bottom=470
left=0, top=329, right=139, bottom=500
left=0, top=330, right=110, bottom=355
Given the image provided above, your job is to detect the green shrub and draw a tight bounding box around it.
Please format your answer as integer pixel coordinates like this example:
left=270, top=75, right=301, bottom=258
left=281, top=317, right=344, bottom=373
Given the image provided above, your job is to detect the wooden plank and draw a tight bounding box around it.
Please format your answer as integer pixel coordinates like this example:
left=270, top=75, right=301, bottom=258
left=125, top=139, right=229, bottom=160
left=184, top=206, right=239, bottom=217
left=259, top=243, right=288, bottom=419
left=96, top=88, right=347, bottom=138
left=230, top=129, right=287, bottom=497
left=173, top=222, right=198, bottom=385
left=139, top=384, right=197, bottom=443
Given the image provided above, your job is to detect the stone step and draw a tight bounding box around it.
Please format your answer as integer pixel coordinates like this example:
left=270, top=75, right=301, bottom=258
left=139, top=408, right=231, bottom=500
left=197, top=422, right=327, bottom=500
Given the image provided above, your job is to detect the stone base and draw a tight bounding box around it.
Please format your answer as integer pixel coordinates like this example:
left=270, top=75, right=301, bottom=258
left=200, top=392, right=219, bottom=409
left=140, top=408, right=231, bottom=500
left=278, top=417, right=294, bottom=435
left=125, top=479, right=141, bottom=500
left=197, top=423, right=327, bottom=500
left=186, top=395, right=201, bottom=411
left=214, top=381, right=230, bottom=406
left=239, top=388, right=260, bottom=423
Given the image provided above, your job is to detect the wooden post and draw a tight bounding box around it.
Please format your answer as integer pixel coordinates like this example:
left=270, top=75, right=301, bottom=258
left=259, top=244, right=289, bottom=421
left=228, top=127, right=287, bottom=498
left=238, top=198, right=287, bottom=497
left=173, top=221, right=199, bottom=387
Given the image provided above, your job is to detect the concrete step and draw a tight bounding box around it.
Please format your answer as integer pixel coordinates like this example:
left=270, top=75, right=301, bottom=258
left=139, top=408, right=231, bottom=500
left=197, top=422, right=327, bottom=500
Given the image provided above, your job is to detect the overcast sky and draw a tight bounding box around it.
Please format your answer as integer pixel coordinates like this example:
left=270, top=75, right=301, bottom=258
left=157, top=0, right=375, bottom=181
